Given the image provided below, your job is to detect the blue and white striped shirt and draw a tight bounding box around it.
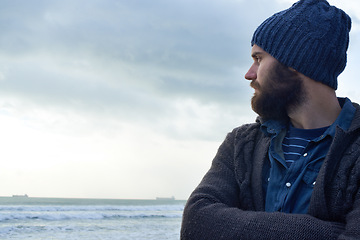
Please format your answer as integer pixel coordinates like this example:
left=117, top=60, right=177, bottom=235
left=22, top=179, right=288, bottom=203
left=282, top=126, right=328, bottom=167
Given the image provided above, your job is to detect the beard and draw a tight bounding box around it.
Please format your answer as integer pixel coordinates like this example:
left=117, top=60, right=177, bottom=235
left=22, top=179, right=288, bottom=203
left=251, top=62, right=306, bottom=122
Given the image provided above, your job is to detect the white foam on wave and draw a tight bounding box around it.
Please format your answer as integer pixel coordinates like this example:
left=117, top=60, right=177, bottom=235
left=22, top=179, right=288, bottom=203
left=0, top=204, right=184, bottom=212
left=0, top=204, right=184, bottom=222
left=0, top=212, right=182, bottom=221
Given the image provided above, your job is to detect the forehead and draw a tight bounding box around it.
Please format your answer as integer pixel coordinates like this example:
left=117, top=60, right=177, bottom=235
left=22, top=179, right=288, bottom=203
left=251, top=44, right=267, bottom=56
left=251, top=44, right=280, bottom=65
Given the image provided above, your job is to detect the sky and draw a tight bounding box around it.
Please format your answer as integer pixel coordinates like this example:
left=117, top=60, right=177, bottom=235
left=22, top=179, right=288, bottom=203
left=0, top=0, right=359, bottom=200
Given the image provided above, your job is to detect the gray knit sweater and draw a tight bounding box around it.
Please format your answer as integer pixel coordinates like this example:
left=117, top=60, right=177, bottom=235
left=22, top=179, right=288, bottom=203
left=181, top=103, right=360, bottom=240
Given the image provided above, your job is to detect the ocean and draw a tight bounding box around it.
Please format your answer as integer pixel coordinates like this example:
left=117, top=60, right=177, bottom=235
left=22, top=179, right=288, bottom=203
left=0, top=197, right=186, bottom=240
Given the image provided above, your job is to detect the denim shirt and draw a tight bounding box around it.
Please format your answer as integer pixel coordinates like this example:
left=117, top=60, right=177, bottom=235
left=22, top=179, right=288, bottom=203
left=261, top=97, right=355, bottom=213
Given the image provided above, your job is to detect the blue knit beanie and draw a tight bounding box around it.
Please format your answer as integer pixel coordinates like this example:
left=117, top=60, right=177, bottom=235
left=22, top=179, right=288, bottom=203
left=251, top=0, right=351, bottom=89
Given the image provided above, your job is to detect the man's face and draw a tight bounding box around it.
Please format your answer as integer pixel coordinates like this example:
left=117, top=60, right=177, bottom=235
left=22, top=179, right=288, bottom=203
left=245, top=45, right=306, bottom=121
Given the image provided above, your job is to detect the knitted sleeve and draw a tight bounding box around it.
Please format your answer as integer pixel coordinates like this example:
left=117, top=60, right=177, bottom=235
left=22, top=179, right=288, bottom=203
left=180, top=126, right=345, bottom=240
left=338, top=188, right=360, bottom=239
left=337, top=155, right=360, bottom=239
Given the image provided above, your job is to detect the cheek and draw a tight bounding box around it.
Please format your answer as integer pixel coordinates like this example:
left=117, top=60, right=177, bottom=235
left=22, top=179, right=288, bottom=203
left=255, top=70, right=271, bottom=90
left=255, top=66, right=268, bottom=86
left=257, top=60, right=278, bottom=85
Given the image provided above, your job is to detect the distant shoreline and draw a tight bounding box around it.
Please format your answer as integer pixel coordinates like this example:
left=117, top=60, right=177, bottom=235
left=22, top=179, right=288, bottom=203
left=0, top=196, right=187, bottom=202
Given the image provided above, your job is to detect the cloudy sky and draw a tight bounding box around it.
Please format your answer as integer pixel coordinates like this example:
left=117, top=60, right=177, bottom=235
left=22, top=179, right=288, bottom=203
left=0, top=0, right=359, bottom=200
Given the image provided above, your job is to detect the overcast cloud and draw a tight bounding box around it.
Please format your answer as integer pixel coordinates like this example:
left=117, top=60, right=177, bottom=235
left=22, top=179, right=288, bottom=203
left=0, top=0, right=359, bottom=199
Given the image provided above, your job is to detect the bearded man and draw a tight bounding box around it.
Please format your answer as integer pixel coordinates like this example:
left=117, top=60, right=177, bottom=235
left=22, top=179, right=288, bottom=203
left=181, top=0, right=360, bottom=239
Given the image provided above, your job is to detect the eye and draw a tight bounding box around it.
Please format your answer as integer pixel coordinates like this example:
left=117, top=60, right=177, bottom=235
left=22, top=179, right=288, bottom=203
left=251, top=53, right=262, bottom=64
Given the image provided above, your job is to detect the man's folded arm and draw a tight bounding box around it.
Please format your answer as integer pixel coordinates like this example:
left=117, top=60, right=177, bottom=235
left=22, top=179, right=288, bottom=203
left=180, top=132, right=347, bottom=240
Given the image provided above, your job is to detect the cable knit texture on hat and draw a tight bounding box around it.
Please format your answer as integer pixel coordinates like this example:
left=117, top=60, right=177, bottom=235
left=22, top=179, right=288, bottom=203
left=251, top=0, right=351, bottom=89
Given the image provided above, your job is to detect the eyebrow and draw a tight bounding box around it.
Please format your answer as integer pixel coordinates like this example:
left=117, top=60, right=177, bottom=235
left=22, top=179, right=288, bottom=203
left=251, top=51, right=263, bottom=58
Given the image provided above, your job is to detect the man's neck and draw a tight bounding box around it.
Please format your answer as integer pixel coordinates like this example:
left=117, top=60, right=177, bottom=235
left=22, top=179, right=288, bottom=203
left=289, top=103, right=341, bottom=129
left=288, top=80, right=341, bottom=130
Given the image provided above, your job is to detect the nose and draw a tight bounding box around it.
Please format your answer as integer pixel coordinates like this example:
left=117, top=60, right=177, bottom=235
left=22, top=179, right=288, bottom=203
left=245, top=63, right=257, bottom=81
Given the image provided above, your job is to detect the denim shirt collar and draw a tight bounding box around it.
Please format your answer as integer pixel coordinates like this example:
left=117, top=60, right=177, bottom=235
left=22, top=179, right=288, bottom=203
left=261, top=119, right=287, bottom=137
left=324, top=97, right=355, bottom=137
left=260, top=97, right=355, bottom=138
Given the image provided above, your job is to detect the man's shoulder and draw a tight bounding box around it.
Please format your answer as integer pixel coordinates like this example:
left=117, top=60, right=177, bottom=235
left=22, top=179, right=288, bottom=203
left=352, top=101, right=360, bottom=115
left=349, top=101, right=360, bottom=131
left=228, top=118, right=263, bottom=141
left=233, top=121, right=261, bottom=132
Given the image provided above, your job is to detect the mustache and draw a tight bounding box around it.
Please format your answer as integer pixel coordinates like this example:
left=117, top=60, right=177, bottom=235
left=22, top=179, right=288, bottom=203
left=250, top=80, right=260, bottom=90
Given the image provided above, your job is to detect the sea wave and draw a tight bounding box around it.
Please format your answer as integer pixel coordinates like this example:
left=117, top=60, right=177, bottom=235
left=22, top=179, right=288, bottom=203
left=0, top=204, right=184, bottom=222
left=0, top=199, right=184, bottom=239
left=0, top=204, right=184, bottom=212
left=0, top=212, right=182, bottom=222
